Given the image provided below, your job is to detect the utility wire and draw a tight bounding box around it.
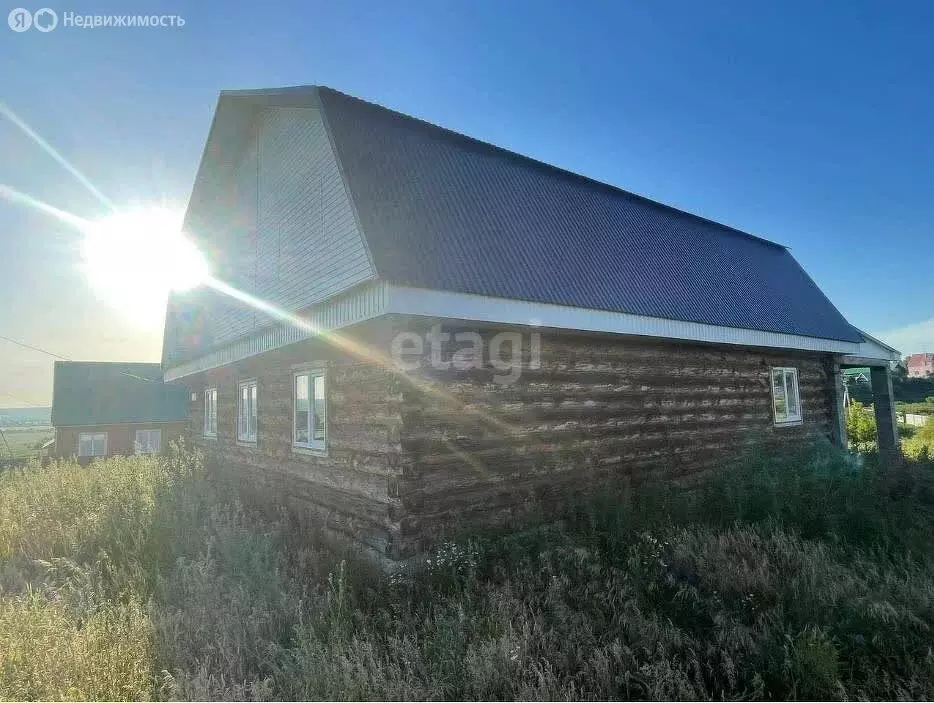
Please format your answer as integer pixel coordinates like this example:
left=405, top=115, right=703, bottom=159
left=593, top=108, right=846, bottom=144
left=0, top=333, right=161, bottom=384
left=0, top=392, right=46, bottom=408
left=0, top=333, right=162, bottom=464
left=0, top=429, right=12, bottom=462
left=0, top=337, right=56, bottom=462
left=0, top=333, right=68, bottom=359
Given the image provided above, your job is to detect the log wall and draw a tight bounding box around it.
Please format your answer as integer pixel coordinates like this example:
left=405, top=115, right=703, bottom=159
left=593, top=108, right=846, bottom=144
left=394, top=322, right=836, bottom=557
left=182, top=325, right=406, bottom=561
left=176, top=318, right=837, bottom=562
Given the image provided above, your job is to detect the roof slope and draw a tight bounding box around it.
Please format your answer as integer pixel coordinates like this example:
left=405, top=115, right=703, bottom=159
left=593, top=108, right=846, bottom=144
left=316, top=87, right=861, bottom=343
left=51, top=362, right=188, bottom=427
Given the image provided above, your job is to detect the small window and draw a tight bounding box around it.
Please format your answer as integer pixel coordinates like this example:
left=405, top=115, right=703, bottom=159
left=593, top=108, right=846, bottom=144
left=78, top=432, right=107, bottom=458
left=771, top=367, right=802, bottom=424
left=134, top=429, right=162, bottom=454
left=238, top=379, right=258, bottom=443
left=294, top=370, right=326, bottom=450
left=204, top=387, right=218, bottom=437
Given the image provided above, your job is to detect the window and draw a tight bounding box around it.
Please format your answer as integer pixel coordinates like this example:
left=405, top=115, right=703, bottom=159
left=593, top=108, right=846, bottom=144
left=134, top=429, right=162, bottom=454
left=771, top=367, right=802, bottom=424
left=77, top=432, right=107, bottom=458
left=294, top=370, right=326, bottom=451
left=203, top=387, right=217, bottom=437
left=237, top=380, right=258, bottom=442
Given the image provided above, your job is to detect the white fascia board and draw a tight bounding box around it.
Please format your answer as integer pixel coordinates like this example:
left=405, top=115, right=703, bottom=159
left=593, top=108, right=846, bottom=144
left=163, top=282, right=389, bottom=382
left=851, top=330, right=902, bottom=362
left=384, top=284, right=863, bottom=356
left=165, top=282, right=875, bottom=382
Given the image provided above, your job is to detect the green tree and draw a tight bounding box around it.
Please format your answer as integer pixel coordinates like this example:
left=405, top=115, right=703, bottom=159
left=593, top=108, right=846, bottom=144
left=904, top=416, right=934, bottom=461
left=846, top=401, right=877, bottom=451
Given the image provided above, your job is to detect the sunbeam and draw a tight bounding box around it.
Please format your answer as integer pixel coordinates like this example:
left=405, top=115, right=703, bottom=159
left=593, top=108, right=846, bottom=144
left=0, top=103, right=113, bottom=209
left=0, top=184, right=91, bottom=230
left=0, top=154, right=519, bottom=447
left=205, top=276, right=523, bottom=442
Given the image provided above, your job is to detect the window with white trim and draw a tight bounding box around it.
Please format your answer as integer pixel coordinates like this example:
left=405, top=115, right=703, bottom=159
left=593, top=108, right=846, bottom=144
left=134, top=429, right=162, bottom=454
left=771, top=367, right=802, bottom=424
left=294, top=370, right=326, bottom=450
left=237, top=380, right=258, bottom=443
left=203, top=387, right=217, bottom=437
left=78, top=432, right=107, bottom=458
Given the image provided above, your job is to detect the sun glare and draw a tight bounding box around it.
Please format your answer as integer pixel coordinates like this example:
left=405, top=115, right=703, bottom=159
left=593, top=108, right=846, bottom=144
left=81, top=207, right=208, bottom=326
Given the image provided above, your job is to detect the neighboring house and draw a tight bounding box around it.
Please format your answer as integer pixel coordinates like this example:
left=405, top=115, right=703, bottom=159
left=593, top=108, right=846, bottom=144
left=843, top=367, right=872, bottom=385
left=162, top=86, right=900, bottom=564
left=51, top=361, right=188, bottom=460
left=906, top=353, right=934, bottom=378
left=842, top=367, right=873, bottom=406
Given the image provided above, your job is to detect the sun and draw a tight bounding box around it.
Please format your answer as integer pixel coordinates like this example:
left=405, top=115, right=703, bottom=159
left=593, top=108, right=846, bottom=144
left=81, top=207, right=209, bottom=326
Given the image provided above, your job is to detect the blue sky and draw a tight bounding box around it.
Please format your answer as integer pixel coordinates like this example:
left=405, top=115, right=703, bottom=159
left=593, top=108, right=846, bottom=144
left=1, top=0, right=932, bottom=406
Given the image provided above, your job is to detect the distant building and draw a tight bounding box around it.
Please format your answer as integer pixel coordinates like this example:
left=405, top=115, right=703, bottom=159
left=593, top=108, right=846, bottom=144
left=50, top=361, right=188, bottom=460
left=906, top=353, right=934, bottom=378
left=843, top=367, right=872, bottom=385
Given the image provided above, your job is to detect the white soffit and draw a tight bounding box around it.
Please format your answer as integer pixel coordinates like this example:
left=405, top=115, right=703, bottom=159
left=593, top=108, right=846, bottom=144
left=384, top=285, right=863, bottom=355
left=165, top=282, right=875, bottom=381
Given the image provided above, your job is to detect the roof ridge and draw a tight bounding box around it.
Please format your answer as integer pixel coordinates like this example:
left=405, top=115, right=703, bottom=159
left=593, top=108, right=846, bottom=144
left=315, top=85, right=788, bottom=250
left=172, top=83, right=861, bottom=348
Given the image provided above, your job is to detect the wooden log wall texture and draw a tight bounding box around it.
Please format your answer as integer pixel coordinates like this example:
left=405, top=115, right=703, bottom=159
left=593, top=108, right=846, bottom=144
left=181, top=325, right=408, bottom=561
left=176, top=316, right=837, bottom=562
left=393, top=321, right=836, bottom=557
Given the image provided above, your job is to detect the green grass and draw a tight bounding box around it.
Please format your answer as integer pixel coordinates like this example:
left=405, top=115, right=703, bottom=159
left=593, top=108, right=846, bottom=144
left=897, top=400, right=934, bottom=416
left=3, top=441, right=934, bottom=699
left=0, top=426, right=54, bottom=462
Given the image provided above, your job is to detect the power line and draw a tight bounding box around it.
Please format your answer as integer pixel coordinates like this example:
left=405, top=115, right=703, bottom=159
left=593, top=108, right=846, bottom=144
left=0, top=392, right=46, bottom=408
left=0, top=333, right=160, bottom=384
left=0, top=333, right=68, bottom=360
left=0, top=427, right=12, bottom=462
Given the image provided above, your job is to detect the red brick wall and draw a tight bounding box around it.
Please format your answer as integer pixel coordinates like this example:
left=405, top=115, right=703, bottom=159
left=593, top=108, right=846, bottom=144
left=907, top=353, right=934, bottom=378
left=53, top=422, right=187, bottom=459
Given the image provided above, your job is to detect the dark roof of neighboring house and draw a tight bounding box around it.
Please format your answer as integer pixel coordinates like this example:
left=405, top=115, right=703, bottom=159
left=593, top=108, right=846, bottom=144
left=195, top=85, right=863, bottom=343
left=843, top=367, right=872, bottom=381
left=51, top=361, right=188, bottom=427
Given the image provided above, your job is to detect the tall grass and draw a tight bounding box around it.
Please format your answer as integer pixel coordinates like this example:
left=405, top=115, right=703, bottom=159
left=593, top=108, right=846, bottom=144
left=2, top=441, right=934, bottom=699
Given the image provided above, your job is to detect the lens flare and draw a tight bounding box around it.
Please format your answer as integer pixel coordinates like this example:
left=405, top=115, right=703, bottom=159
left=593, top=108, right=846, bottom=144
left=81, top=208, right=208, bottom=325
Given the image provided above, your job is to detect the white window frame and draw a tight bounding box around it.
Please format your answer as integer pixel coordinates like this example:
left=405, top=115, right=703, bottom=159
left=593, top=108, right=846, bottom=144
left=237, top=379, right=258, bottom=443
left=771, top=366, right=803, bottom=425
left=293, top=369, right=327, bottom=453
left=134, top=429, right=162, bottom=455
left=77, top=432, right=108, bottom=458
left=203, top=387, right=218, bottom=437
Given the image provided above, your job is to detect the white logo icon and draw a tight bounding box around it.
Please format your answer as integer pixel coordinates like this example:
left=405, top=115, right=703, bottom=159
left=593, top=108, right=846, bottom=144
left=8, top=7, right=32, bottom=31
left=33, top=7, right=56, bottom=31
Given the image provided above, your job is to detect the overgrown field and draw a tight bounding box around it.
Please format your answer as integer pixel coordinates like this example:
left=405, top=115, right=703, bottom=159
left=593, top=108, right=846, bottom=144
left=0, top=426, right=54, bottom=462
left=3, top=443, right=934, bottom=700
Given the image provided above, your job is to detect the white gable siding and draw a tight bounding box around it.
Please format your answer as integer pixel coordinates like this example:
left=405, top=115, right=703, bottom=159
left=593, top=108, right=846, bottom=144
left=169, top=106, right=375, bottom=362
left=208, top=132, right=258, bottom=347
left=255, top=106, right=374, bottom=312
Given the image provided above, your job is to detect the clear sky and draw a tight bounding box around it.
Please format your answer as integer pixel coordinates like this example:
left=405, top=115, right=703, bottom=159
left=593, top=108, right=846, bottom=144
left=1, top=0, right=932, bottom=407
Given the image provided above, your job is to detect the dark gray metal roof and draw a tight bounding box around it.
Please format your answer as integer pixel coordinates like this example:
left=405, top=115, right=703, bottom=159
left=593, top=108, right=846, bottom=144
left=315, top=87, right=861, bottom=343
left=51, top=361, right=188, bottom=427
